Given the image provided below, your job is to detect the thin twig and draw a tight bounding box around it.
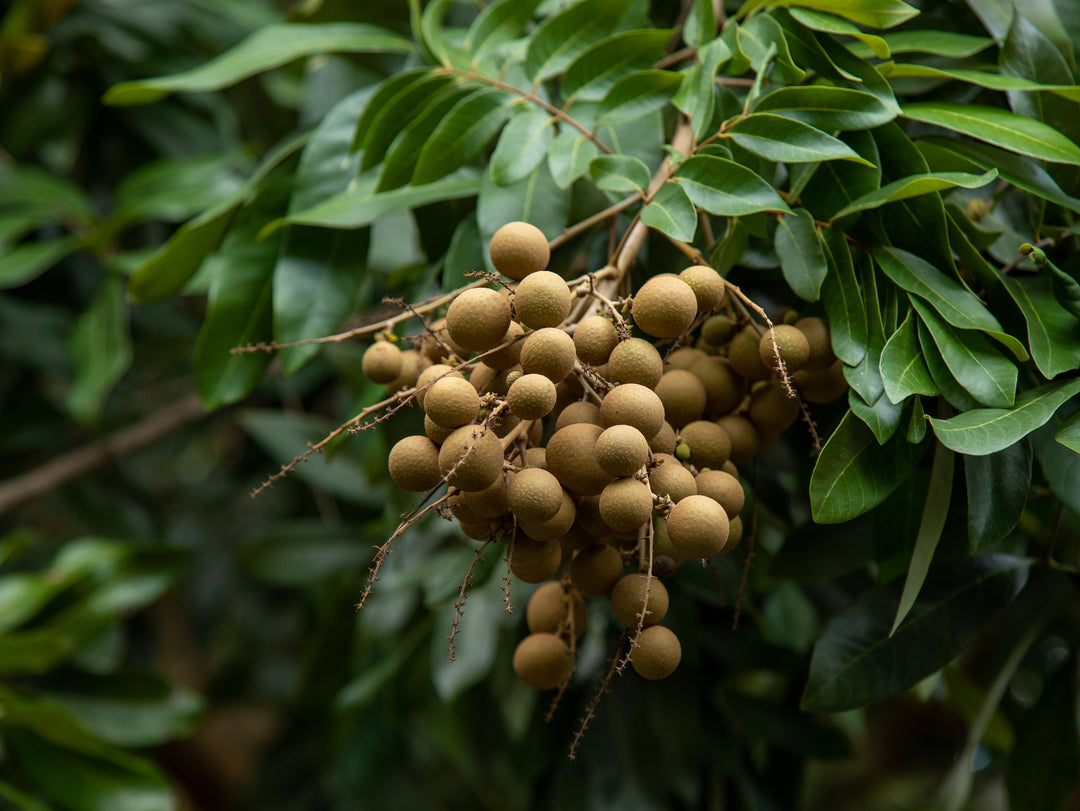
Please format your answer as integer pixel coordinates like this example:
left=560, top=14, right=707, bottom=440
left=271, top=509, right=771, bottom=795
left=448, top=540, right=491, bottom=661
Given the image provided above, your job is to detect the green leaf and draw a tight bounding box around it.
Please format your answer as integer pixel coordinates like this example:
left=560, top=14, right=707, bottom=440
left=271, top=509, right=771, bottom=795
left=66, top=277, right=132, bottom=424
left=883, top=63, right=1080, bottom=102
left=641, top=182, right=697, bottom=242
left=788, top=8, right=890, bottom=58
left=465, top=0, right=544, bottom=69
left=589, top=154, right=650, bottom=194
left=963, top=0, right=1016, bottom=41
left=547, top=130, right=601, bottom=189
left=775, top=209, right=828, bottom=301
left=412, top=88, right=514, bottom=186
left=489, top=106, right=555, bottom=186
left=1000, top=13, right=1077, bottom=142
left=852, top=29, right=993, bottom=58
left=849, top=389, right=904, bottom=445
left=0, top=574, right=60, bottom=634
left=273, top=168, right=482, bottom=232
left=104, top=23, right=412, bottom=106
left=842, top=254, right=886, bottom=405
left=359, top=72, right=454, bottom=173
left=753, top=85, right=898, bottom=130
left=1000, top=275, right=1080, bottom=380
left=239, top=522, right=376, bottom=585
left=820, top=225, right=867, bottom=366
left=830, top=170, right=998, bottom=221
left=561, top=29, right=672, bottom=101
left=524, top=0, right=632, bottom=81
left=801, top=554, right=1029, bottom=712
left=911, top=298, right=1017, bottom=408
left=874, top=246, right=1029, bottom=361
left=880, top=309, right=938, bottom=403
left=674, top=155, right=792, bottom=217
left=1022, top=242, right=1080, bottom=319
left=683, top=0, right=717, bottom=48
left=901, top=102, right=1080, bottom=165
left=0, top=237, right=81, bottom=290
left=930, top=378, right=1080, bottom=455
left=378, top=84, right=476, bottom=191
left=737, top=0, right=918, bottom=29
left=431, top=566, right=505, bottom=701
left=891, top=441, right=954, bottom=634
left=0, top=164, right=94, bottom=227
left=597, top=69, right=684, bottom=125
left=477, top=162, right=568, bottom=268
left=418, top=0, right=468, bottom=68
left=0, top=778, right=53, bottom=811
left=810, top=409, right=928, bottom=523
left=965, top=441, right=1032, bottom=550
left=725, top=114, right=874, bottom=165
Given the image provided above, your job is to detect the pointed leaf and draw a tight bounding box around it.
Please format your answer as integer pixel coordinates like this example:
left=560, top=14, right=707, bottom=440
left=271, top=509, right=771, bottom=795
left=726, top=114, right=874, bottom=165
left=1056, top=412, right=1080, bottom=453
left=359, top=72, right=454, bottom=173
left=1000, top=275, right=1080, bottom=380
left=753, top=85, right=897, bottom=130
left=820, top=225, right=867, bottom=366
left=965, top=441, right=1032, bottom=550
left=1022, top=243, right=1080, bottom=319
left=66, top=277, right=132, bottom=424
left=597, top=69, right=684, bottom=125
left=788, top=8, right=890, bottom=57
left=880, top=309, right=938, bottom=404
left=0, top=237, right=81, bottom=290
left=378, top=84, right=476, bottom=191
left=775, top=209, right=828, bottom=301
left=589, top=154, right=650, bottom=194
left=884, top=63, right=1080, bottom=102
left=465, top=0, right=544, bottom=68
left=674, top=155, right=791, bottom=217
left=413, top=88, right=514, bottom=185
left=561, top=29, right=672, bottom=101
left=524, top=0, right=632, bottom=81
left=859, top=29, right=993, bottom=57
left=830, top=170, right=998, bottom=221
left=641, top=182, right=697, bottom=242
left=737, top=0, right=918, bottom=29
left=489, top=106, right=555, bottom=186
left=547, top=130, right=601, bottom=189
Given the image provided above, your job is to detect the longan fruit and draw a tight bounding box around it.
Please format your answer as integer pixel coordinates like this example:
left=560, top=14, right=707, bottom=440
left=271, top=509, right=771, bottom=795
left=600, top=383, right=665, bottom=441
left=424, top=376, right=481, bottom=428
left=758, top=324, right=811, bottom=375
left=599, top=478, right=654, bottom=533
left=518, top=489, right=576, bottom=541
left=446, top=288, right=512, bottom=352
left=648, top=459, right=697, bottom=504
left=415, top=363, right=461, bottom=409
left=507, top=467, right=564, bottom=523
left=665, top=346, right=709, bottom=371
left=794, top=316, right=834, bottom=370
left=438, top=426, right=503, bottom=491
left=715, top=414, right=760, bottom=465
left=748, top=381, right=800, bottom=433
left=512, top=632, right=573, bottom=689
left=694, top=470, right=744, bottom=518
left=594, top=424, right=650, bottom=478
left=362, top=341, right=403, bottom=384
left=519, top=327, right=576, bottom=383
left=678, top=420, right=732, bottom=470
left=728, top=325, right=773, bottom=381
left=524, top=446, right=547, bottom=469
left=654, top=369, right=707, bottom=428
left=424, top=415, right=455, bottom=444
left=456, top=475, right=509, bottom=519
left=610, top=573, right=669, bottom=628
left=570, top=544, right=624, bottom=597
left=514, top=270, right=572, bottom=329
left=490, top=221, right=550, bottom=281
left=666, top=494, right=729, bottom=558
left=690, top=356, right=747, bottom=417
left=630, top=625, right=681, bottom=680
left=384, top=348, right=419, bottom=391
left=631, top=276, right=698, bottom=338
left=678, top=265, right=725, bottom=313
left=388, top=435, right=442, bottom=491
left=793, top=358, right=848, bottom=403
left=648, top=420, right=677, bottom=455
left=724, top=515, right=744, bottom=553
left=700, top=314, right=736, bottom=346
left=546, top=423, right=613, bottom=496
left=509, top=535, right=563, bottom=583
left=507, top=373, right=557, bottom=420
left=574, top=316, right=619, bottom=366
left=527, top=582, right=586, bottom=637
left=485, top=321, right=525, bottom=370
left=555, top=400, right=603, bottom=431
left=607, top=338, right=663, bottom=388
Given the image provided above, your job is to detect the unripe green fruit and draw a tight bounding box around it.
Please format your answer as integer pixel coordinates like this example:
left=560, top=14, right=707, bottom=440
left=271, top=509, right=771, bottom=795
left=654, top=369, right=707, bottom=428
left=678, top=420, right=732, bottom=469
left=507, top=467, right=564, bottom=523
left=438, top=426, right=503, bottom=491
left=648, top=459, right=697, bottom=504
left=570, top=544, right=624, bottom=596
left=631, top=276, right=698, bottom=338
left=758, top=324, right=811, bottom=375
left=507, top=373, right=557, bottom=420
left=630, top=625, right=681, bottom=680
left=490, top=221, right=550, bottom=281
left=610, top=573, right=669, bottom=628
left=509, top=535, right=562, bottom=583
left=678, top=264, right=725, bottom=313
left=446, top=288, right=513, bottom=352
left=520, top=327, right=576, bottom=382
left=527, top=582, right=587, bottom=637
left=600, top=383, right=665, bottom=440
left=555, top=400, right=602, bottom=431
left=514, top=270, right=572, bottom=329
left=666, top=494, right=729, bottom=558
left=362, top=341, right=403, bottom=384
left=608, top=338, right=664, bottom=388
left=694, top=470, right=744, bottom=518
left=513, top=632, right=573, bottom=690
left=424, top=376, right=481, bottom=428
left=574, top=316, right=619, bottom=366
left=594, top=424, right=650, bottom=478
left=546, top=423, right=613, bottom=496
left=599, top=477, right=654, bottom=533
left=388, top=435, right=443, bottom=491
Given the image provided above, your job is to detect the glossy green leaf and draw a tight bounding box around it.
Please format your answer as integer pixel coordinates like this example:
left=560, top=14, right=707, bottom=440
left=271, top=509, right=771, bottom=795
left=737, top=0, right=918, bottom=29
left=641, top=182, right=697, bottom=242
left=412, top=88, right=514, bottom=185
left=104, top=24, right=412, bottom=105
left=725, top=114, right=874, bottom=165
left=965, top=440, right=1032, bottom=550
left=891, top=441, right=954, bottom=634
left=1000, top=13, right=1077, bottom=142
left=753, top=85, right=897, bottom=130
left=917, top=321, right=978, bottom=412
left=820, top=225, right=867, bottom=366
left=597, top=69, right=684, bottom=125
left=524, top=0, right=631, bottom=81
left=1000, top=275, right=1080, bottom=380
left=465, top=0, right=544, bottom=69
left=66, top=277, right=132, bottom=424
left=739, top=14, right=803, bottom=81
left=874, top=246, right=1029, bottom=361
left=775, top=209, right=828, bottom=301
left=0, top=164, right=94, bottom=226
left=852, top=29, right=993, bottom=58
left=547, top=130, right=601, bottom=189
left=683, top=0, right=716, bottom=48
left=1057, top=412, right=1080, bottom=453
left=810, top=409, right=928, bottom=523
left=418, top=0, right=468, bottom=68
left=489, top=106, right=555, bottom=186
left=849, top=389, right=904, bottom=445
left=561, top=29, right=671, bottom=101
left=359, top=72, right=454, bottom=173
left=842, top=254, right=886, bottom=406
left=884, top=63, right=1080, bottom=102
left=830, top=169, right=997, bottom=221
left=589, top=154, right=650, bottom=194
left=901, top=102, right=1080, bottom=165
left=788, top=8, right=890, bottom=57
left=378, top=84, right=476, bottom=191
left=911, top=298, right=1017, bottom=409
left=674, top=155, right=791, bottom=217
left=802, top=554, right=1029, bottom=712
left=929, top=378, right=1080, bottom=455
left=0, top=574, right=59, bottom=634
left=0, top=237, right=81, bottom=290
left=880, top=309, right=938, bottom=404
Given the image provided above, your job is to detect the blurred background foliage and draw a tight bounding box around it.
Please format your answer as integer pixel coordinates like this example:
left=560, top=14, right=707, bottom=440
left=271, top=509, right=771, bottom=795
left=1, top=0, right=1078, bottom=810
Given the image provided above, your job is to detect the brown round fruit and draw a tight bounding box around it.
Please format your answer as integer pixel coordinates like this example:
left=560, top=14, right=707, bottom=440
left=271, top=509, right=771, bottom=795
left=594, top=424, right=650, bottom=478
left=694, top=470, right=743, bottom=517
left=678, top=265, right=725, bottom=313
left=362, top=341, right=403, bottom=384
left=570, top=544, right=624, bottom=597
left=519, top=327, right=576, bottom=383
left=546, top=422, right=613, bottom=496
left=509, top=536, right=562, bottom=583
left=484, top=320, right=525, bottom=370
left=512, top=632, right=573, bottom=689
left=424, top=375, right=481, bottom=428
left=388, top=435, right=443, bottom=491
left=678, top=420, right=732, bottom=470
left=446, top=288, right=513, bottom=352
left=630, top=625, right=681, bottom=680
left=648, top=459, right=697, bottom=504
left=748, top=381, right=801, bottom=433
left=728, top=326, right=773, bottom=381
left=507, top=467, right=564, bottom=523
left=599, top=478, right=654, bottom=533
left=690, top=356, right=746, bottom=417
left=666, top=494, right=729, bottom=558
left=608, top=338, right=664, bottom=388
left=526, top=582, right=586, bottom=637
left=610, top=573, right=669, bottom=628
left=555, top=400, right=602, bottom=431
left=758, top=323, right=811, bottom=375
left=654, top=369, right=707, bottom=428
left=490, top=221, right=550, bottom=281
left=631, top=276, right=698, bottom=338
left=438, top=426, right=504, bottom=491
left=514, top=270, right=572, bottom=329
left=715, top=414, right=760, bottom=465
left=507, top=373, right=557, bottom=420
left=600, top=383, right=665, bottom=440
left=574, top=316, right=619, bottom=366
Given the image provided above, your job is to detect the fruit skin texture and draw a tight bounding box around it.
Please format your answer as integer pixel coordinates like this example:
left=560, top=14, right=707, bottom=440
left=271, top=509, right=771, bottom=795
left=667, top=494, right=729, bottom=558
left=610, top=573, right=668, bottom=627
left=424, top=376, right=481, bottom=428
left=514, top=270, right=572, bottom=329
left=654, top=369, right=707, bottom=428
left=574, top=315, right=619, bottom=366
left=631, top=625, right=681, bottom=680
left=445, top=287, right=513, bottom=352
left=758, top=323, right=811, bottom=375
left=594, top=424, right=649, bottom=478
left=607, top=338, right=664, bottom=388
left=600, top=383, right=665, bottom=440
left=570, top=544, right=624, bottom=596
left=490, top=221, right=550, bottom=280
left=695, top=470, right=744, bottom=517
left=631, top=276, right=698, bottom=338
left=527, top=582, right=587, bottom=637
left=599, top=477, right=654, bottom=532
left=648, top=459, right=697, bottom=504
left=362, top=341, right=403, bottom=384
left=678, top=420, right=732, bottom=469
left=388, top=435, right=443, bottom=491
left=507, top=373, right=557, bottom=420
left=546, top=423, right=613, bottom=496
left=512, top=632, right=573, bottom=689
left=728, top=325, right=773, bottom=381
left=507, top=467, right=564, bottom=523
left=438, top=426, right=504, bottom=491
left=678, top=265, right=725, bottom=313
left=519, top=327, right=576, bottom=382
left=509, top=536, right=562, bottom=583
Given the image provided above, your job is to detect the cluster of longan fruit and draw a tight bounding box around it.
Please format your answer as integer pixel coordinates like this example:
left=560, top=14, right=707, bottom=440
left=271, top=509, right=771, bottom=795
left=361, top=221, right=845, bottom=691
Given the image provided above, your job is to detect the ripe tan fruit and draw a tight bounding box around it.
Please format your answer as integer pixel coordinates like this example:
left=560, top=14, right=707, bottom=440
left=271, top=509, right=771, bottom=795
left=388, top=435, right=443, bottom=491
left=519, top=327, right=576, bottom=382
left=630, top=625, right=681, bottom=680
left=424, top=376, right=481, bottom=428
left=438, top=426, right=503, bottom=491
left=555, top=400, right=602, bottom=431
left=608, top=338, right=664, bottom=388
left=507, top=373, right=557, bottom=420
left=694, top=470, right=744, bottom=518
left=794, top=316, right=834, bottom=369
left=362, top=341, right=403, bottom=384
left=631, top=276, right=698, bottom=338
left=415, top=363, right=461, bottom=408
left=610, top=573, right=669, bottom=628
left=546, top=423, right=613, bottom=496
left=715, top=414, right=760, bottom=465
left=445, top=288, right=512, bottom=352
left=758, top=324, right=811, bottom=375
left=514, top=270, right=572, bottom=329
left=654, top=369, right=707, bottom=428
left=424, top=317, right=470, bottom=362
left=573, top=316, right=619, bottom=366
left=509, top=536, right=563, bottom=583
left=518, top=489, right=576, bottom=541
left=594, top=424, right=649, bottom=477
left=490, top=221, right=550, bottom=281
left=526, top=582, right=586, bottom=637
left=648, top=459, right=697, bottom=504
left=507, top=467, right=564, bottom=523
left=724, top=515, right=743, bottom=552
left=599, top=478, right=654, bottom=532
left=424, top=415, right=455, bottom=444
left=484, top=321, right=525, bottom=370
left=512, top=632, right=573, bottom=689
left=600, top=383, right=665, bottom=440
left=678, top=265, right=725, bottom=313
left=690, top=356, right=747, bottom=417
left=384, top=348, right=419, bottom=391
left=570, top=544, right=624, bottom=596
left=666, top=494, right=729, bottom=558
left=728, top=325, right=773, bottom=381
left=678, top=420, right=732, bottom=470
left=524, top=446, right=547, bottom=469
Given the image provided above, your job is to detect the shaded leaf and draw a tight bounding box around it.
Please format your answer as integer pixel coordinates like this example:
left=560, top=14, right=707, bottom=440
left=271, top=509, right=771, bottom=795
left=66, top=277, right=132, bottom=424
left=239, top=522, right=375, bottom=585
left=489, top=105, right=555, bottom=186
left=775, top=208, right=827, bottom=301
left=465, top=0, right=544, bottom=69
left=1023, top=242, right=1080, bottom=319
left=883, top=63, right=1080, bottom=102
left=641, top=182, right=697, bottom=242
left=478, top=162, right=568, bottom=269
left=561, top=29, right=672, bottom=101
left=753, top=85, right=897, bottom=130
left=856, top=29, right=993, bottom=57
left=524, top=0, right=631, bottom=81
left=597, top=69, right=684, bottom=125
left=789, top=8, right=889, bottom=57
left=726, top=114, right=874, bottom=165
left=965, top=440, right=1032, bottom=550
left=880, top=309, right=938, bottom=404
left=737, top=0, right=918, bottom=29
left=674, top=155, right=792, bottom=217
left=830, top=170, right=997, bottom=221
left=820, top=225, right=867, bottom=366
left=0, top=237, right=81, bottom=290
left=378, top=84, right=476, bottom=191
left=547, top=130, right=601, bottom=189
left=1000, top=275, right=1080, bottom=380
left=412, top=88, right=514, bottom=186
